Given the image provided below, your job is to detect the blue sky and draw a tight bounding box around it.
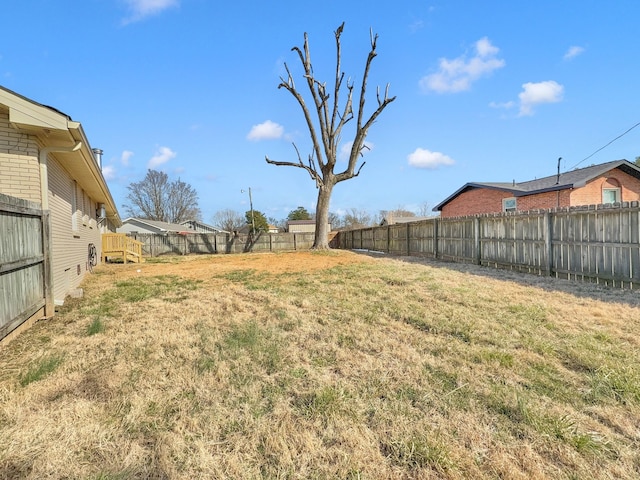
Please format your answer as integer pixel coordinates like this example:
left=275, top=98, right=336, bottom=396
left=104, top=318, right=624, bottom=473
left=3, top=0, right=640, bottom=223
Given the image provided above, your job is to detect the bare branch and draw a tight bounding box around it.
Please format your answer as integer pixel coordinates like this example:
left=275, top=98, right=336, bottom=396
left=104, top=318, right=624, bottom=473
left=266, top=23, right=395, bottom=248
left=265, top=142, right=323, bottom=188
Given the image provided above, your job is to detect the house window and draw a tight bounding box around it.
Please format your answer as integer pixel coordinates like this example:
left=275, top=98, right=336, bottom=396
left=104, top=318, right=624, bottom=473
left=502, top=197, right=517, bottom=212
left=602, top=188, right=620, bottom=204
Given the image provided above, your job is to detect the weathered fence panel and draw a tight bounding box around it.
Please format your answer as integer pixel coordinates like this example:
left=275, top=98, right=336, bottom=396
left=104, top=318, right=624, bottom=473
left=333, top=202, right=640, bottom=288
left=550, top=205, right=640, bottom=287
left=407, top=221, right=436, bottom=257
left=127, top=231, right=316, bottom=257
left=0, top=193, right=52, bottom=341
left=438, top=217, right=476, bottom=263
left=480, top=212, right=547, bottom=274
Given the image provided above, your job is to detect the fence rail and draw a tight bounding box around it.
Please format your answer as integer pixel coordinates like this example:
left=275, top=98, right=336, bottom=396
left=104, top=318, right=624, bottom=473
left=125, top=231, right=316, bottom=257
left=0, top=193, right=53, bottom=341
left=332, top=202, right=640, bottom=288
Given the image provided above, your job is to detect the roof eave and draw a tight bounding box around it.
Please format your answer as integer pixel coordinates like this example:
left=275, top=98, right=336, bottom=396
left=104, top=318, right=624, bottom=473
left=433, top=183, right=524, bottom=211
left=0, top=87, right=122, bottom=226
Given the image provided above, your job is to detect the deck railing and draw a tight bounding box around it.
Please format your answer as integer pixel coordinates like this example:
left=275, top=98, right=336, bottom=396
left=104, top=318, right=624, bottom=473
left=101, top=233, right=144, bottom=264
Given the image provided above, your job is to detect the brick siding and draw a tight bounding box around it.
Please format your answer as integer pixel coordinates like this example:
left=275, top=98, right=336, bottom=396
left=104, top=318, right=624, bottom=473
left=441, top=188, right=515, bottom=217
left=0, top=111, right=41, bottom=203
left=441, top=167, right=640, bottom=218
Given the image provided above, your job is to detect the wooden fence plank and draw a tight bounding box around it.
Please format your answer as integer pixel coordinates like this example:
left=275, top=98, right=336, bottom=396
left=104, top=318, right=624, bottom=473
left=1, top=193, right=48, bottom=340
left=334, top=203, right=640, bottom=289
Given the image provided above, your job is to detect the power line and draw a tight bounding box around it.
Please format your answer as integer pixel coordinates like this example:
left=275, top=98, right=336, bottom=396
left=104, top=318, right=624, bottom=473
left=569, top=121, right=640, bottom=170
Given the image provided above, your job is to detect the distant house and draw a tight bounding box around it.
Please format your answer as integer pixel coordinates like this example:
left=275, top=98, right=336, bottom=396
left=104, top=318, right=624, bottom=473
left=380, top=214, right=431, bottom=226
left=0, top=86, right=120, bottom=310
left=180, top=219, right=228, bottom=234
left=118, top=218, right=192, bottom=235
left=433, top=159, right=640, bottom=218
left=287, top=219, right=331, bottom=233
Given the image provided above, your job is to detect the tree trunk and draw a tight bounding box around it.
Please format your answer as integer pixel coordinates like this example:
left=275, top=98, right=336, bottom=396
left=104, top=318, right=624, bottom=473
left=313, top=182, right=334, bottom=249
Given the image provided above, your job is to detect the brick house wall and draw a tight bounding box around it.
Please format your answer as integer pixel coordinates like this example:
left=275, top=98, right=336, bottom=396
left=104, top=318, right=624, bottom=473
left=441, top=188, right=514, bottom=217
left=570, top=170, right=640, bottom=205
left=516, top=190, right=572, bottom=211
left=440, top=167, right=640, bottom=218
left=0, top=110, right=41, bottom=203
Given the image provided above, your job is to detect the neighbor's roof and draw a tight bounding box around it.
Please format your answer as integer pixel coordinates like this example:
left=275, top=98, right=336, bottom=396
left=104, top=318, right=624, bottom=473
left=286, top=219, right=316, bottom=225
left=123, top=218, right=192, bottom=233
left=433, top=159, right=640, bottom=211
left=180, top=219, right=228, bottom=232
left=381, top=215, right=431, bottom=225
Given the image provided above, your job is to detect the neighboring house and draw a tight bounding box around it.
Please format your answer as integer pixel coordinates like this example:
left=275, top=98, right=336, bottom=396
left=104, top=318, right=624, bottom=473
left=180, top=219, right=228, bottom=234
left=233, top=224, right=275, bottom=234
left=433, top=159, right=640, bottom=218
left=380, top=215, right=431, bottom=226
left=118, top=218, right=192, bottom=234
left=287, top=219, right=331, bottom=233
left=0, top=85, right=121, bottom=306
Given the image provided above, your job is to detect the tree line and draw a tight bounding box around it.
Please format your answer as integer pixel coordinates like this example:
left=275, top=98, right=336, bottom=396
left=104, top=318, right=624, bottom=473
left=124, top=170, right=432, bottom=234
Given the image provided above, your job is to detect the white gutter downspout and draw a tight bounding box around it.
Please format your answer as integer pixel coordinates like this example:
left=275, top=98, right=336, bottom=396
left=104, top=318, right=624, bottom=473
left=38, top=141, right=82, bottom=318
left=39, top=142, right=82, bottom=210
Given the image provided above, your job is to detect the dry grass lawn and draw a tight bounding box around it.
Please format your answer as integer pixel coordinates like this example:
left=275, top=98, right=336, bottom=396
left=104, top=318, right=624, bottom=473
left=1, top=250, right=639, bottom=479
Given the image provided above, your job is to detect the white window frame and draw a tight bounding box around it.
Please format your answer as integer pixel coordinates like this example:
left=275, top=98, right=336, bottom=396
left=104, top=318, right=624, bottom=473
left=502, top=197, right=517, bottom=212
left=602, top=188, right=620, bottom=204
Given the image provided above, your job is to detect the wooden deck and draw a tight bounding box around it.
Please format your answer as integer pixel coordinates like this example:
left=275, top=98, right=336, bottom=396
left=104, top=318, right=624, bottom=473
left=101, top=233, right=144, bottom=264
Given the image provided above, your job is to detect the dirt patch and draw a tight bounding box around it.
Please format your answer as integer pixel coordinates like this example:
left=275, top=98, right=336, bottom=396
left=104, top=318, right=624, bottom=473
left=100, top=250, right=376, bottom=281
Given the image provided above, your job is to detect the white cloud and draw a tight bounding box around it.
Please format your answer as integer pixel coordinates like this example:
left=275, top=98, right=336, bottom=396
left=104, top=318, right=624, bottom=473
left=408, top=148, right=455, bottom=169
left=102, top=164, right=116, bottom=181
left=518, top=80, right=564, bottom=116
left=247, top=120, right=284, bottom=141
left=420, top=37, right=505, bottom=93
left=147, top=146, right=176, bottom=169
left=122, top=0, right=179, bottom=24
left=564, top=46, right=585, bottom=60
left=339, top=140, right=374, bottom=161
left=120, top=150, right=134, bottom=166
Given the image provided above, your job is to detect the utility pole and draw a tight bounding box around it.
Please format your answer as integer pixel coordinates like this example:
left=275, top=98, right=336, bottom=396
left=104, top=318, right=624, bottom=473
left=242, top=188, right=255, bottom=234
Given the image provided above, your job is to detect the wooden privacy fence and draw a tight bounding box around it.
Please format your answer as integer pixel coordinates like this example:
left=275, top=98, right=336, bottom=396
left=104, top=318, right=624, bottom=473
left=127, top=231, right=316, bottom=257
left=333, top=202, right=640, bottom=288
left=101, top=233, right=144, bottom=263
left=0, top=193, right=53, bottom=341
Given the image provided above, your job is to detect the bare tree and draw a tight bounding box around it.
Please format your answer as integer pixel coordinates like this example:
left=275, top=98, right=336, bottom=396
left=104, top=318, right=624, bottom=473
left=379, top=207, right=416, bottom=224
left=266, top=23, right=396, bottom=249
left=418, top=201, right=433, bottom=217
left=212, top=209, right=244, bottom=232
left=343, top=208, right=372, bottom=229
left=327, top=211, right=343, bottom=230
left=125, top=169, right=200, bottom=223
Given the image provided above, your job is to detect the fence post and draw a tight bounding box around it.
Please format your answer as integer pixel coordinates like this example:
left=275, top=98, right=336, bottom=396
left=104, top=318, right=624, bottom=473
left=386, top=225, right=391, bottom=253
left=433, top=218, right=439, bottom=258
left=42, top=211, right=54, bottom=319
left=544, top=211, right=552, bottom=276
left=474, top=217, right=481, bottom=265
left=407, top=223, right=410, bottom=256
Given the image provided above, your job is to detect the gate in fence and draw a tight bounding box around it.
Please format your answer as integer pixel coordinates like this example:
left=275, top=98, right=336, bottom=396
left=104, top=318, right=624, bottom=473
left=0, top=193, right=53, bottom=341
